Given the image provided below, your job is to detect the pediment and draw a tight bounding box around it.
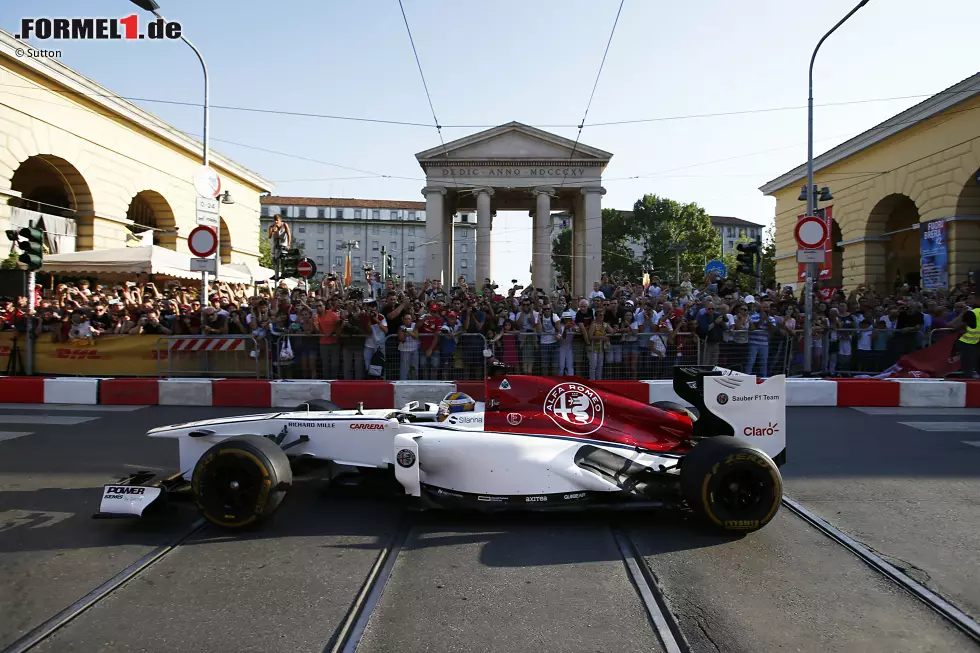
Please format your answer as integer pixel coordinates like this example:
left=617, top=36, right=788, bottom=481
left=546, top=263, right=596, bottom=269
left=416, top=121, right=612, bottom=163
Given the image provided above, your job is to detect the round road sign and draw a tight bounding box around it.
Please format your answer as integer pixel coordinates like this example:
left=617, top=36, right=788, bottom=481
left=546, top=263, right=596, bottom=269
left=188, top=225, right=218, bottom=258
left=795, top=216, right=828, bottom=249
left=297, top=257, right=317, bottom=278
left=192, top=166, right=221, bottom=199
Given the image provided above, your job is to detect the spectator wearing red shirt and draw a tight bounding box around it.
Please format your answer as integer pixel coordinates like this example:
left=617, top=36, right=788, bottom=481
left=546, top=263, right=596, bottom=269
left=418, top=303, right=444, bottom=380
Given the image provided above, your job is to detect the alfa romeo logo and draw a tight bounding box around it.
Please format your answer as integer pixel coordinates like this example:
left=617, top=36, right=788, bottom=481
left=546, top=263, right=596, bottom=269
left=543, top=382, right=604, bottom=435
left=396, top=449, right=416, bottom=468
left=716, top=393, right=729, bottom=405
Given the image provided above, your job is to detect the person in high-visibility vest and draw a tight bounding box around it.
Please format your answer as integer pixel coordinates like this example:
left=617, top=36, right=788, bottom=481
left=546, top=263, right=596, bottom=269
left=949, top=304, right=980, bottom=379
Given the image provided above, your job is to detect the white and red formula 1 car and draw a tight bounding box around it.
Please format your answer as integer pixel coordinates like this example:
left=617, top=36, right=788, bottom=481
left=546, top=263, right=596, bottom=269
left=97, top=366, right=786, bottom=534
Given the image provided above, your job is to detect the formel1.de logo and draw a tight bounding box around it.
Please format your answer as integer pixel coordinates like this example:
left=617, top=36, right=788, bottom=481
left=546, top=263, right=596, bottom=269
left=543, top=382, right=605, bottom=435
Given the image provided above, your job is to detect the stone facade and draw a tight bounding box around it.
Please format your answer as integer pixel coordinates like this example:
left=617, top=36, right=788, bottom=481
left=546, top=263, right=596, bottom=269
left=0, top=30, right=272, bottom=268
left=762, top=73, right=980, bottom=289
left=416, top=122, right=612, bottom=295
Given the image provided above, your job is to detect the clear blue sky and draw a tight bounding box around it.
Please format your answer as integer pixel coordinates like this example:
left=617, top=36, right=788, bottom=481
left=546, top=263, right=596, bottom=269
left=4, top=0, right=977, bottom=284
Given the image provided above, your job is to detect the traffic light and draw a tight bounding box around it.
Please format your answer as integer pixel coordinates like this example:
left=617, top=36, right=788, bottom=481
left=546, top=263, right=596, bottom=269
left=386, top=253, right=393, bottom=277
left=736, top=240, right=759, bottom=275
left=281, top=247, right=301, bottom=278
left=5, top=224, right=44, bottom=270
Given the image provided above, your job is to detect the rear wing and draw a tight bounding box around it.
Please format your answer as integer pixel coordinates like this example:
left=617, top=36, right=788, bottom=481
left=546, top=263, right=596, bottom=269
left=673, top=366, right=786, bottom=466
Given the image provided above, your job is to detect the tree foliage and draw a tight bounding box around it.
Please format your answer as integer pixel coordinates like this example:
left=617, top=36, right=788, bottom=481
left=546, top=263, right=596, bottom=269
left=628, top=194, right=721, bottom=283
left=552, top=227, right=572, bottom=282
left=760, top=223, right=776, bottom=287
left=550, top=208, right=642, bottom=284
left=258, top=228, right=273, bottom=268
left=1, top=250, right=20, bottom=270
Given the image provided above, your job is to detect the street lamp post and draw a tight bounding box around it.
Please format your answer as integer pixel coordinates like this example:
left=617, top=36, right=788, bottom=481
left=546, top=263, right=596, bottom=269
left=129, top=0, right=217, bottom=325
left=668, top=243, right=687, bottom=284
left=804, top=0, right=870, bottom=375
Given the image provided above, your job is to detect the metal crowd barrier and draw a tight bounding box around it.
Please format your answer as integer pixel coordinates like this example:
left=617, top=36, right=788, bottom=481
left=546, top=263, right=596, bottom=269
left=930, top=328, right=957, bottom=346
left=156, top=335, right=263, bottom=378
left=258, top=331, right=489, bottom=382
left=469, top=329, right=704, bottom=381
left=699, top=331, right=792, bottom=378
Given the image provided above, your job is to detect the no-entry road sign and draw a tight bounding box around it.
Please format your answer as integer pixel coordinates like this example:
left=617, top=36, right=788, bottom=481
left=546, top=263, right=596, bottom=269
left=188, top=225, right=218, bottom=258
left=297, top=257, right=317, bottom=278
left=795, top=215, right=828, bottom=250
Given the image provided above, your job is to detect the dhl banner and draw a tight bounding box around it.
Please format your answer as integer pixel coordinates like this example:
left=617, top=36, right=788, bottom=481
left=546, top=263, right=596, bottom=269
left=0, top=333, right=162, bottom=376
left=0, top=333, right=257, bottom=376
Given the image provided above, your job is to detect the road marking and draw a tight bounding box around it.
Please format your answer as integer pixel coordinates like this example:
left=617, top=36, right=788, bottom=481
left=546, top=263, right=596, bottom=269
left=964, top=441, right=980, bottom=448
left=0, top=404, right=147, bottom=412
left=897, top=421, right=980, bottom=432
left=0, top=415, right=97, bottom=425
left=853, top=407, right=980, bottom=416
left=0, top=431, right=31, bottom=442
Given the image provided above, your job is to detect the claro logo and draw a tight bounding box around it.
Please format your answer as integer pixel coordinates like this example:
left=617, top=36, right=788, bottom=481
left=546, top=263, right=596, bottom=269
left=743, top=422, right=779, bottom=437
left=349, top=423, right=385, bottom=430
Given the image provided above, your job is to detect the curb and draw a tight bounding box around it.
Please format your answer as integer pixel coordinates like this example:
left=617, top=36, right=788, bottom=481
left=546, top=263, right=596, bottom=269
left=0, top=377, right=977, bottom=408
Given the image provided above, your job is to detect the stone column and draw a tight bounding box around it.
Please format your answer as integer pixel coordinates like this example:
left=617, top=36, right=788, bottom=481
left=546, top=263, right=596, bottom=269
left=443, top=202, right=454, bottom=288
left=572, top=192, right=587, bottom=297
left=581, top=186, right=606, bottom=292
left=423, top=186, right=446, bottom=284
left=532, top=187, right=555, bottom=291
left=475, top=187, right=494, bottom=285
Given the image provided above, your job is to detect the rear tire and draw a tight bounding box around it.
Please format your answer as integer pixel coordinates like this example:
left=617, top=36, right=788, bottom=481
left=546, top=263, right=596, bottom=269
left=294, top=400, right=339, bottom=412
left=680, top=436, right=781, bottom=534
left=652, top=400, right=699, bottom=422
left=192, top=435, right=292, bottom=529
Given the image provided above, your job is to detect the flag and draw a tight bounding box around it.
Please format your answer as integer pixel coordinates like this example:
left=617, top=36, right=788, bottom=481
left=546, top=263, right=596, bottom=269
left=873, top=333, right=961, bottom=379
left=343, top=251, right=352, bottom=287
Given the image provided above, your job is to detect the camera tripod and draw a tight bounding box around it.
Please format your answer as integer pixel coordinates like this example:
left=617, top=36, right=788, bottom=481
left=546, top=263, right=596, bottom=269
left=4, top=333, right=24, bottom=376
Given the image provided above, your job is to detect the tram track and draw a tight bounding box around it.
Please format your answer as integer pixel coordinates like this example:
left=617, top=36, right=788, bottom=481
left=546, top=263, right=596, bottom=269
left=1, top=518, right=207, bottom=653
left=325, top=516, right=691, bottom=653
left=7, top=498, right=978, bottom=653
left=782, top=494, right=980, bottom=646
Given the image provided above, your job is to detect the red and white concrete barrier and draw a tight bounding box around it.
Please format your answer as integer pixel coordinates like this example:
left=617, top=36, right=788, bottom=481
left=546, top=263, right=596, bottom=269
left=0, top=377, right=977, bottom=408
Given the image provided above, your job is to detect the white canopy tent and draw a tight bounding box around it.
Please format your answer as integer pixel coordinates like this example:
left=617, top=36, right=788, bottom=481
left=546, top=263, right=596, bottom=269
left=42, top=244, right=255, bottom=283
left=223, top=261, right=275, bottom=284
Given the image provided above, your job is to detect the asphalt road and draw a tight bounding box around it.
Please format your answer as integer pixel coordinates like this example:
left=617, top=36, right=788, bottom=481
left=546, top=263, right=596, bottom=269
left=0, top=402, right=978, bottom=653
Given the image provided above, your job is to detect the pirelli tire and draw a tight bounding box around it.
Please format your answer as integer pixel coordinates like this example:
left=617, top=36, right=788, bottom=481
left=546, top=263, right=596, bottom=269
left=192, top=435, right=292, bottom=530
left=651, top=400, right=699, bottom=422
left=680, top=436, right=782, bottom=534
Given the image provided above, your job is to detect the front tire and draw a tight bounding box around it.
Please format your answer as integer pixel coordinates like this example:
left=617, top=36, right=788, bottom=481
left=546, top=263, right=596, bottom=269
left=192, top=435, right=292, bottom=529
left=680, top=436, right=781, bottom=533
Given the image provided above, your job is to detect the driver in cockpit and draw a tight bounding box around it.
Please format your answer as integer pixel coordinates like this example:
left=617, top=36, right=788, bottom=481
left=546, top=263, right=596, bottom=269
left=436, top=392, right=477, bottom=422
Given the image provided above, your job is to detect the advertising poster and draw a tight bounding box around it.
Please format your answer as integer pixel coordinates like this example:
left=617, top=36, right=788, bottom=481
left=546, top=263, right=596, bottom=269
left=920, top=218, right=948, bottom=289
left=797, top=206, right=833, bottom=281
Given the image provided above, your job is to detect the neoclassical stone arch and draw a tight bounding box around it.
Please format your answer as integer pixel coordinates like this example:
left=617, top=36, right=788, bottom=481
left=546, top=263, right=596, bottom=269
left=126, top=190, right=177, bottom=250
left=219, top=216, right=233, bottom=264
left=8, top=153, right=95, bottom=217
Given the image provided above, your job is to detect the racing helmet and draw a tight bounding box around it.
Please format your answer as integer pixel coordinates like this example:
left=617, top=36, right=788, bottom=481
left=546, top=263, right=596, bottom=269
left=437, top=392, right=477, bottom=421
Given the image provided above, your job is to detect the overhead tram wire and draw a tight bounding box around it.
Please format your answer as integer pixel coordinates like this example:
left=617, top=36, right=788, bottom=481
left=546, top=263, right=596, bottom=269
left=558, top=0, right=626, bottom=193
left=396, top=0, right=458, bottom=192
left=8, top=83, right=980, bottom=198
left=0, top=79, right=972, bottom=132
left=6, top=79, right=979, bottom=218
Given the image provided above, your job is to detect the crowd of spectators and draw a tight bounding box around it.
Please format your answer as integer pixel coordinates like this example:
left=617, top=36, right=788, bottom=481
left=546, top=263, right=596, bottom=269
left=1, top=268, right=976, bottom=381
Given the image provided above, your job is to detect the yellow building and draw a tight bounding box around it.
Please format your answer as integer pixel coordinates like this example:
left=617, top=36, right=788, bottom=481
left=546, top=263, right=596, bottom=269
left=760, top=72, right=980, bottom=291
left=0, top=29, right=272, bottom=269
